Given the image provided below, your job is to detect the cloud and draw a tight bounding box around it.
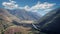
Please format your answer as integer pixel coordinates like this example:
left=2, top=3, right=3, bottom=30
left=2, top=0, right=19, bottom=10
left=2, top=0, right=56, bottom=12
left=31, top=2, right=55, bottom=9
left=21, top=5, right=31, bottom=11
left=23, top=2, right=55, bottom=12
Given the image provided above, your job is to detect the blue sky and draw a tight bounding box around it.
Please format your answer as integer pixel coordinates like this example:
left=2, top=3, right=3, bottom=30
left=0, top=0, right=60, bottom=16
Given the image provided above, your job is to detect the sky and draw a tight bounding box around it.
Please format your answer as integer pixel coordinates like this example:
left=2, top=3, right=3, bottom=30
left=0, top=0, right=60, bottom=16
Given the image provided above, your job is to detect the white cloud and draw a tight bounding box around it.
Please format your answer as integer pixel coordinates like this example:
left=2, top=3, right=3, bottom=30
left=22, top=5, right=31, bottom=11
left=30, top=2, right=55, bottom=12
left=20, top=1, right=55, bottom=12
left=2, top=0, right=56, bottom=12
left=2, top=0, right=19, bottom=10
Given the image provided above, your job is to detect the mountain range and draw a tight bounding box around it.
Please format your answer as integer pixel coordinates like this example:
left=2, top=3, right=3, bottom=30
left=7, top=9, right=41, bottom=21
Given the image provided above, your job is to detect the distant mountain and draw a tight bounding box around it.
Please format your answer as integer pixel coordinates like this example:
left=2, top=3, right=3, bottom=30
left=7, top=9, right=41, bottom=21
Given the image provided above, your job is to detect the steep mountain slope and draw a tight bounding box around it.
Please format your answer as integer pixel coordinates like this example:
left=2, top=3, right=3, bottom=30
left=40, top=8, right=60, bottom=34
left=33, top=8, right=60, bottom=34
left=38, top=8, right=60, bottom=27
left=0, top=8, right=13, bottom=22
left=0, top=8, right=14, bottom=34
